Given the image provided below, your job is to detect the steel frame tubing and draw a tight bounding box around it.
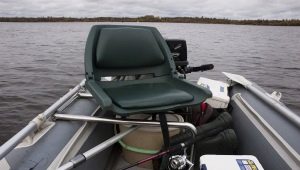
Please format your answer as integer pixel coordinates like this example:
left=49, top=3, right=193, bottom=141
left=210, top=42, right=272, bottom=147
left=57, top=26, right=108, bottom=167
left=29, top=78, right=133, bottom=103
left=58, top=126, right=138, bottom=170
left=54, top=114, right=197, bottom=162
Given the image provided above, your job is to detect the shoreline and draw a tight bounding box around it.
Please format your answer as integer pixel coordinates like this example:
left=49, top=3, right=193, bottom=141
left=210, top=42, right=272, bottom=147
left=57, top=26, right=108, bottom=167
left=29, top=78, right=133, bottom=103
left=1, top=16, right=300, bottom=26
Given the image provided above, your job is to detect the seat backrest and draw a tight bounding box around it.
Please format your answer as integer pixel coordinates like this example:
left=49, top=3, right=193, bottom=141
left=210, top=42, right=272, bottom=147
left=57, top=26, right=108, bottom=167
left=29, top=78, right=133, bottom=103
left=84, top=25, right=177, bottom=81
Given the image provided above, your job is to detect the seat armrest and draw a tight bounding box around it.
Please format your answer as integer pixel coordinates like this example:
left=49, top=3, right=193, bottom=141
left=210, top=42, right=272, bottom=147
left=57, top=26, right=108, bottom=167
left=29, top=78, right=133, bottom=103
left=86, top=80, right=113, bottom=109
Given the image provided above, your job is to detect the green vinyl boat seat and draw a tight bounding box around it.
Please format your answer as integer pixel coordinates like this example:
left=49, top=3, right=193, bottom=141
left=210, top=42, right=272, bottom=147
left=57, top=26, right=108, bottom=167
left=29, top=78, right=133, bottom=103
left=84, top=25, right=212, bottom=116
left=104, top=82, right=193, bottom=109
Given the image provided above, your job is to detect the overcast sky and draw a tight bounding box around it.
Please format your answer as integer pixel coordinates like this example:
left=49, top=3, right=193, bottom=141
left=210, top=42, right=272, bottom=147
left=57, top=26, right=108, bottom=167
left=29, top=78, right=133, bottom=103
left=0, top=0, right=299, bottom=19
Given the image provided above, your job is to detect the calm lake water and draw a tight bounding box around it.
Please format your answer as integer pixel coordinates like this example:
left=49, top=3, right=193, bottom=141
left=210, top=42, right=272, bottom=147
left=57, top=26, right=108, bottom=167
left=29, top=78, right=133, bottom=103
left=0, top=22, right=299, bottom=144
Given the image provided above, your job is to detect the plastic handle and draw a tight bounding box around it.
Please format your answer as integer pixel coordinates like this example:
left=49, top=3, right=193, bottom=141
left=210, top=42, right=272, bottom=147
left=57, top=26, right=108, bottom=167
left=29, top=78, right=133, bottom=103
left=191, top=64, right=214, bottom=72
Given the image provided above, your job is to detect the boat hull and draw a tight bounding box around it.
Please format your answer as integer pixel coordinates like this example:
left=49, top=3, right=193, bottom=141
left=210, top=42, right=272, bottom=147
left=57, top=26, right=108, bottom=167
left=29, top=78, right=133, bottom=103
left=229, top=84, right=300, bottom=170
left=1, top=82, right=299, bottom=170
left=1, top=97, right=115, bottom=170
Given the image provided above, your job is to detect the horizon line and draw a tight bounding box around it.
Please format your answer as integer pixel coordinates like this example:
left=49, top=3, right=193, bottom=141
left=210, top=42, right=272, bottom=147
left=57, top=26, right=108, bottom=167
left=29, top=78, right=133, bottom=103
left=1, top=16, right=300, bottom=21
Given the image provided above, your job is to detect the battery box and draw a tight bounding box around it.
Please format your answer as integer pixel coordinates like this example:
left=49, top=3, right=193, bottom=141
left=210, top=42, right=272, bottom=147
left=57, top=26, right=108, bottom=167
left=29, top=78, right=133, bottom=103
left=200, top=155, right=264, bottom=170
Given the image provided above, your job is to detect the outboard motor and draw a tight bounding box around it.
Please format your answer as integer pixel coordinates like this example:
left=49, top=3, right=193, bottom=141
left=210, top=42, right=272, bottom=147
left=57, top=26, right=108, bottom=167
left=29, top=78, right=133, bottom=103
left=165, top=39, right=188, bottom=70
left=165, top=39, right=214, bottom=75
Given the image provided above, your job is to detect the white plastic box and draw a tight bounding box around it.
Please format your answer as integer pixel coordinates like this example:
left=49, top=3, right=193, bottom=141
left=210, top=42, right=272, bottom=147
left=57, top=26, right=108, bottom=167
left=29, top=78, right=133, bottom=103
left=200, top=155, right=264, bottom=170
left=197, top=77, right=230, bottom=108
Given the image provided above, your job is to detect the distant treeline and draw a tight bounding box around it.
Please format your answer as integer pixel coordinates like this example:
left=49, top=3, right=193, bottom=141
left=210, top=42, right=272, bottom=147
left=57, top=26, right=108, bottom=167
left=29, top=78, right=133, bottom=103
left=1, top=15, right=300, bottom=26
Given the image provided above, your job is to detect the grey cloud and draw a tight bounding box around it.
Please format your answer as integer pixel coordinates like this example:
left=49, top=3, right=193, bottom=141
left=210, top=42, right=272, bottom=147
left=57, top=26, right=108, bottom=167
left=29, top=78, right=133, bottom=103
left=0, top=0, right=299, bottom=19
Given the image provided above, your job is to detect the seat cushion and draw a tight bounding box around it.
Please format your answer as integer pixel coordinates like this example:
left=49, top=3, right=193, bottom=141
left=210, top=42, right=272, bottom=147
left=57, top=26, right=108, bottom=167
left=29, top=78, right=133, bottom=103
left=104, top=83, right=193, bottom=109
